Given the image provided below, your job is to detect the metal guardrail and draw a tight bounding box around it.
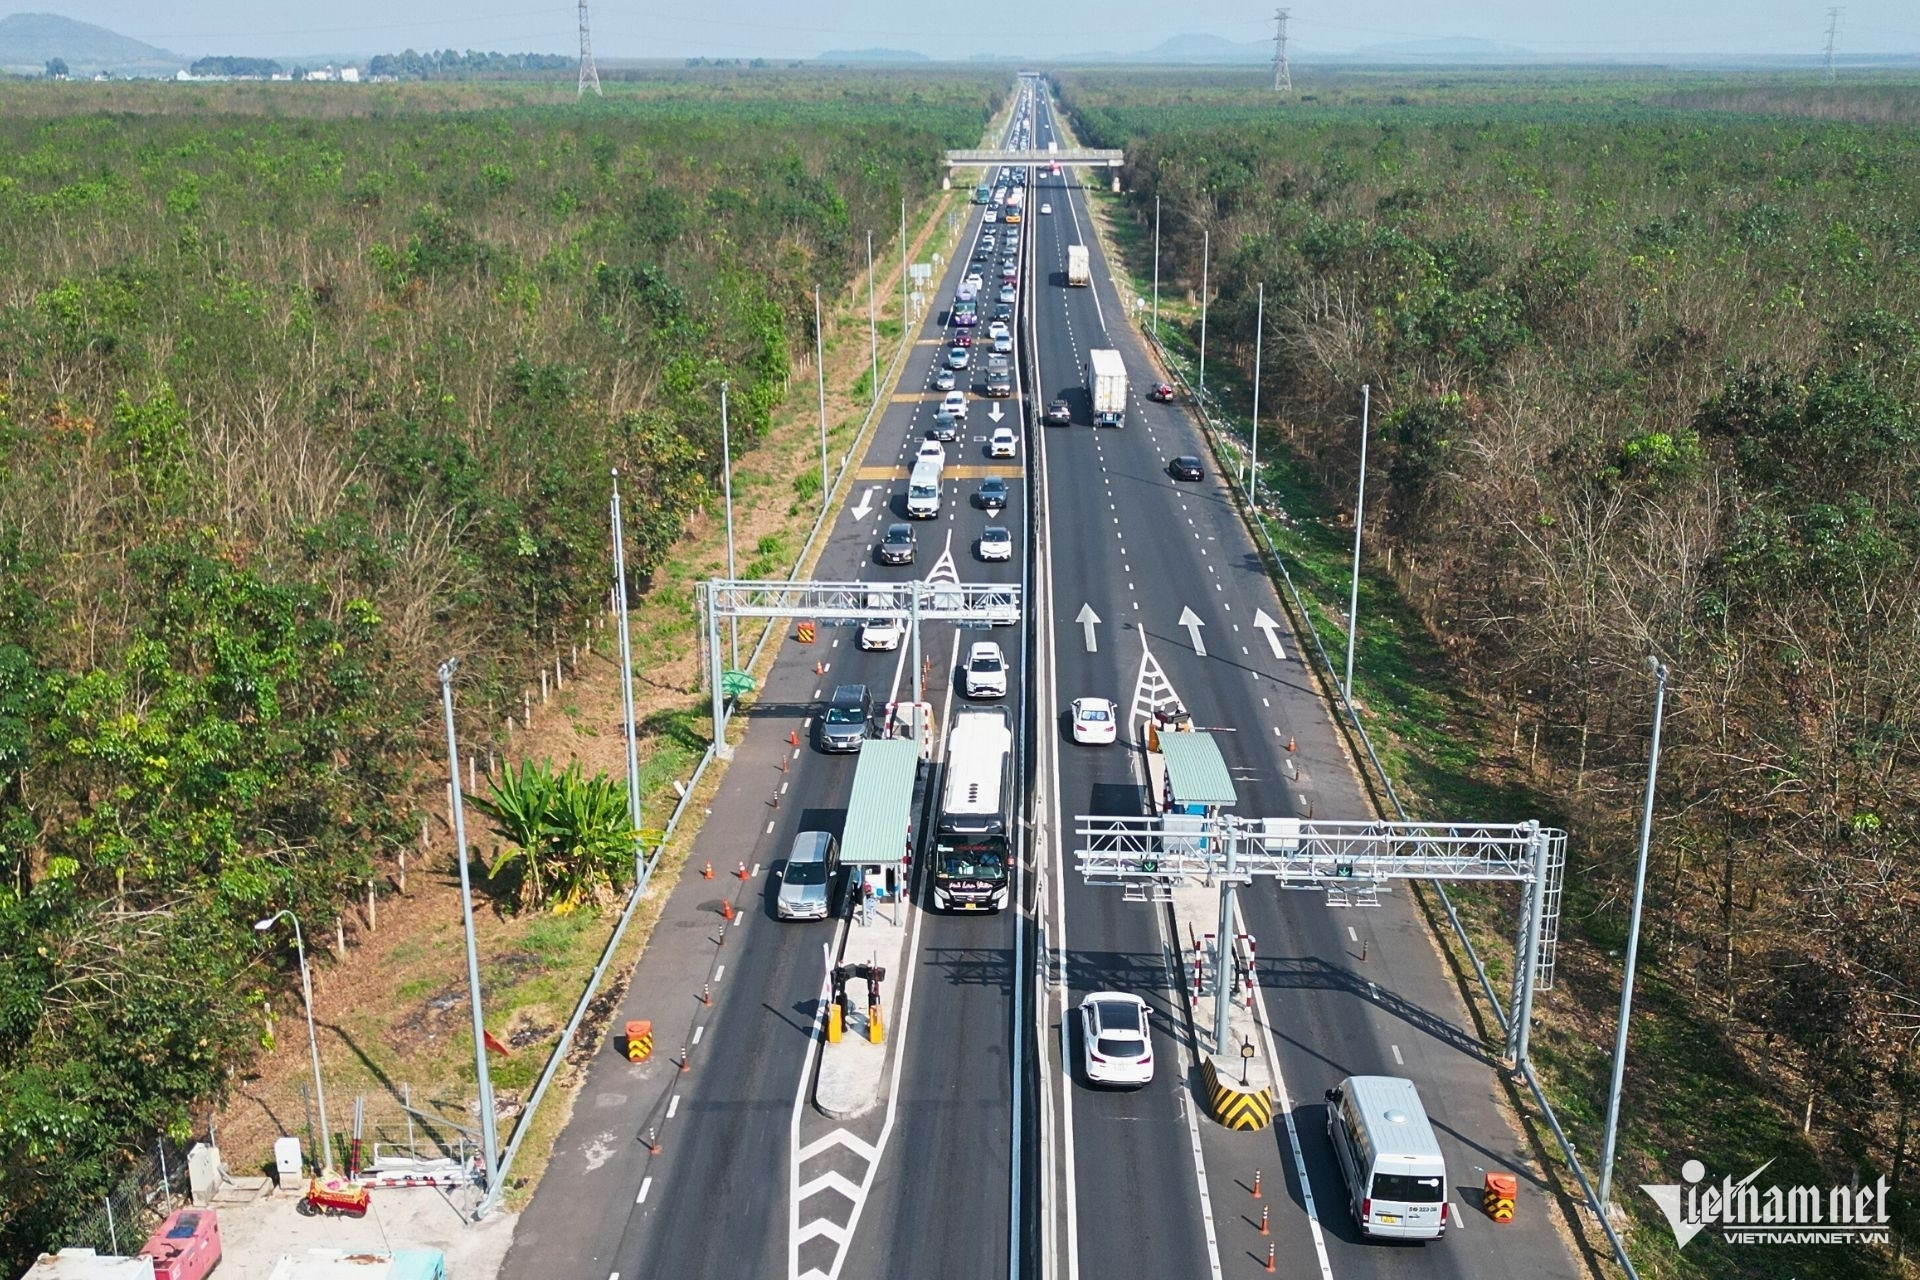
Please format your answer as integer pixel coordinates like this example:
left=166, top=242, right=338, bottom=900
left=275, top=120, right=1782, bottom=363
left=1131, top=320, right=1640, bottom=1280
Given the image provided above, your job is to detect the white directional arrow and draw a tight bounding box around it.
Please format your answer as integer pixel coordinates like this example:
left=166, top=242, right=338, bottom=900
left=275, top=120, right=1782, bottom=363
left=850, top=486, right=877, bottom=519
left=987, top=402, right=1005, bottom=422
left=1075, top=603, right=1101, bottom=653
left=1177, top=606, right=1207, bottom=657
left=1252, top=608, right=1286, bottom=661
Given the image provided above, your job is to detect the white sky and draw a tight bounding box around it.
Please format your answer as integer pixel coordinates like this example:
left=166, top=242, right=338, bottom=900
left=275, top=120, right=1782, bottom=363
left=32, top=1, right=1920, bottom=60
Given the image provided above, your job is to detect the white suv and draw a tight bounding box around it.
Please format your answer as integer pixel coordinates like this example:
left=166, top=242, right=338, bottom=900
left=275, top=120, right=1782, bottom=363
left=989, top=426, right=1018, bottom=458
left=963, top=642, right=1008, bottom=699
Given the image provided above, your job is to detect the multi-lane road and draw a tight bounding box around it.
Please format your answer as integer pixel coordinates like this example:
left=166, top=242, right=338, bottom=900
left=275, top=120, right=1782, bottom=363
left=501, top=76, right=1582, bottom=1280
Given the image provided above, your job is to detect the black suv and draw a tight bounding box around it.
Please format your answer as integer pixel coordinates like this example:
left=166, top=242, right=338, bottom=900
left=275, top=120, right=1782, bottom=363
left=878, top=522, right=916, bottom=564
left=976, top=476, right=1009, bottom=511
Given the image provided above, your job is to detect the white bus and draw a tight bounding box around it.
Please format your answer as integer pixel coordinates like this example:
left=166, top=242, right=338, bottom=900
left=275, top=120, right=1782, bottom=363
left=932, top=706, right=1013, bottom=912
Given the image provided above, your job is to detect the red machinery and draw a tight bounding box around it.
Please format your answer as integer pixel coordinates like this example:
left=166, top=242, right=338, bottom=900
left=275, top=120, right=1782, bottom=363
left=139, top=1208, right=223, bottom=1280
left=299, top=1176, right=371, bottom=1218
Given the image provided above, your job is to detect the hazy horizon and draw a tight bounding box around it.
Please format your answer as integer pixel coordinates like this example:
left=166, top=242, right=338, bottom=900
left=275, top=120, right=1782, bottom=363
left=17, top=1, right=1920, bottom=63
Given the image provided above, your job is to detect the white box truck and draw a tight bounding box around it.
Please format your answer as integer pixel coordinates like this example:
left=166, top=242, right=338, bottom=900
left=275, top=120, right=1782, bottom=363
left=1088, top=349, right=1127, bottom=427
left=1066, top=244, right=1090, bottom=287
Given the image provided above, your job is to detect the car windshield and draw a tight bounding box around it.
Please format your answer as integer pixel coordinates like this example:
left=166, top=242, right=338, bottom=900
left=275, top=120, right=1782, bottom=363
left=984, top=528, right=1009, bottom=543
left=971, top=652, right=1002, bottom=672
left=885, top=531, right=909, bottom=546
left=784, top=861, right=828, bottom=886
left=825, top=706, right=863, bottom=725
left=983, top=479, right=1005, bottom=493
left=1370, top=1174, right=1445, bottom=1204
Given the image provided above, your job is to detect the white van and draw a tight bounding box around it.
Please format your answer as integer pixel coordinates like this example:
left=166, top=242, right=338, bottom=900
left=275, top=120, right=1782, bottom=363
left=1323, top=1075, right=1449, bottom=1240
left=906, top=457, right=942, bottom=518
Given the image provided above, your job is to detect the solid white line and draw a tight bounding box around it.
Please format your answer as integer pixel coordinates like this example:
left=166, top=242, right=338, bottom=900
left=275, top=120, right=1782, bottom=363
left=1239, top=897, right=1337, bottom=1280
left=1155, top=890, right=1226, bottom=1280
left=667, top=1094, right=680, bottom=1119
left=637, top=1177, right=651, bottom=1204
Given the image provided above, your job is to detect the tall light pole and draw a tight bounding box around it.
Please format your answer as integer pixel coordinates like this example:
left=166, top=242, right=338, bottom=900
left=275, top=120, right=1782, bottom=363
left=1597, top=657, right=1671, bottom=1213
left=1150, top=193, right=1161, bottom=339
left=900, top=197, right=908, bottom=324
left=720, top=382, right=737, bottom=669
left=866, top=231, right=878, bottom=404
left=1197, top=227, right=1209, bottom=403
left=610, top=471, right=642, bottom=885
left=814, top=287, right=828, bottom=506
left=254, top=910, right=329, bottom=1173
left=1248, top=283, right=1264, bottom=507
left=435, top=658, right=500, bottom=1196
left=1343, top=384, right=1371, bottom=704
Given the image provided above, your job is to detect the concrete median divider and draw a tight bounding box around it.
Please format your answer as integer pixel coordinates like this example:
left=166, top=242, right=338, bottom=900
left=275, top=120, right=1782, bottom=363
left=1198, top=1055, right=1275, bottom=1131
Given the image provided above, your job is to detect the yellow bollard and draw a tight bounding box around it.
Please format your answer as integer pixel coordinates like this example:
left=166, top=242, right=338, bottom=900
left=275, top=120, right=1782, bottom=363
left=867, top=1004, right=885, bottom=1044
left=828, top=1004, right=843, bottom=1043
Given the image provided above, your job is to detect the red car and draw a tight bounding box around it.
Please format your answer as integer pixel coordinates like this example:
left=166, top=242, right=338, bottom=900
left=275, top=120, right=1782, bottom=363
left=954, top=331, right=975, bottom=347
left=1148, top=382, right=1176, bottom=403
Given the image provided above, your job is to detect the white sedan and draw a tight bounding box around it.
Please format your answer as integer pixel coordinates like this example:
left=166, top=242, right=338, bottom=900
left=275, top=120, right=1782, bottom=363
left=1071, top=697, right=1117, bottom=744
left=1079, top=992, right=1153, bottom=1088
left=1039, top=202, right=1052, bottom=215
left=859, top=617, right=903, bottom=651
left=978, top=525, right=1013, bottom=562
left=916, top=439, right=947, bottom=468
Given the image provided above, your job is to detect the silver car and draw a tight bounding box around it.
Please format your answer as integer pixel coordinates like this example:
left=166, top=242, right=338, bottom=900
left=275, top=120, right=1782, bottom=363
left=777, top=831, right=840, bottom=921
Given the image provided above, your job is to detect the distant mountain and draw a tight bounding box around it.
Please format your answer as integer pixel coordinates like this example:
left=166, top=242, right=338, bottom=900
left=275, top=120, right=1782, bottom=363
left=816, top=47, right=928, bottom=63
left=0, top=11, right=178, bottom=73
left=1143, top=32, right=1271, bottom=64
left=1349, top=36, right=1535, bottom=62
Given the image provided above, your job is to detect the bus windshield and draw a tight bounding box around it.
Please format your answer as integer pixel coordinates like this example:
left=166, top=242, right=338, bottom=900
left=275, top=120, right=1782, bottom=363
left=937, top=836, right=1007, bottom=880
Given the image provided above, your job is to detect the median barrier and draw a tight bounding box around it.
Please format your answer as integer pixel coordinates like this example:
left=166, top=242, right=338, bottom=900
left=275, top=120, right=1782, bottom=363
left=1197, top=1055, right=1274, bottom=1131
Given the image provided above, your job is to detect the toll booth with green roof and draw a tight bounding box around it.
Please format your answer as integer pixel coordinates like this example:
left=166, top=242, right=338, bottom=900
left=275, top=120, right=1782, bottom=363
left=1156, top=731, right=1239, bottom=815
left=841, top=737, right=921, bottom=911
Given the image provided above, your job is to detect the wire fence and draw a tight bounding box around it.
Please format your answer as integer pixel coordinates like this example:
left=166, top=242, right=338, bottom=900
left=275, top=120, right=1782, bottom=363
left=61, top=1137, right=194, bottom=1257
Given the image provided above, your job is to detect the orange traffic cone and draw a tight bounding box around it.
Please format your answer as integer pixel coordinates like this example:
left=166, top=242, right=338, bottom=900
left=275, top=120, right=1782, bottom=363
left=789, top=729, right=800, bottom=747
left=735, top=861, right=749, bottom=880
left=1286, top=736, right=1296, bottom=752
left=720, top=898, right=735, bottom=922
left=701, top=861, right=714, bottom=880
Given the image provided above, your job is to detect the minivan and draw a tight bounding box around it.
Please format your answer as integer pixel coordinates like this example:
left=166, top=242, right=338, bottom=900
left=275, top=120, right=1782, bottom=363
left=1323, top=1075, right=1449, bottom=1240
left=818, top=684, right=872, bottom=753
left=776, top=831, right=840, bottom=921
left=906, top=458, right=942, bottom=518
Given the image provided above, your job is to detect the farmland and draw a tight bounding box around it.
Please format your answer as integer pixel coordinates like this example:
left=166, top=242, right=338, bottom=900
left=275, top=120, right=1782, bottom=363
left=0, top=70, right=1001, bottom=1265
left=1060, top=65, right=1920, bottom=1277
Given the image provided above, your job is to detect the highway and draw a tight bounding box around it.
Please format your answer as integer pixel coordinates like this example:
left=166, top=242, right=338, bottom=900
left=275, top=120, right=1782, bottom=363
left=502, top=75, right=1582, bottom=1280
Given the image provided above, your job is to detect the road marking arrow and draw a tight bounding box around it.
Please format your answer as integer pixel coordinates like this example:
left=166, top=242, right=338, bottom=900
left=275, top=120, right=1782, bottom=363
left=988, top=402, right=1005, bottom=422
left=1075, top=603, right=1101, bottom=653
left=1178, top=606, right=1207, bottom=657
left=850, top=486, right=877, bottom=519
left=1252, top=608, right=1286, bottom=661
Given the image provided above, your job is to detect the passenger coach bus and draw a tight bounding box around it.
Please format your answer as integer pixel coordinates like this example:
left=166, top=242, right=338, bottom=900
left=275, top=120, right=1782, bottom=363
left=931, top=706, right=1013, bottom=911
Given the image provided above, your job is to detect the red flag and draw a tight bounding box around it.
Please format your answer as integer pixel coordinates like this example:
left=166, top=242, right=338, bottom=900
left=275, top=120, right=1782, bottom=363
left=483, top=1029, right=513, bottom=1057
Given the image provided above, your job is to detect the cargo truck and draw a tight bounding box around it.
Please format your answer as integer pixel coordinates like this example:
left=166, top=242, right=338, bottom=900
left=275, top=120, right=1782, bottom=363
left=1088, top=348, right=1127, bottom=427
left=1066, top=244, right=1090, bottom=287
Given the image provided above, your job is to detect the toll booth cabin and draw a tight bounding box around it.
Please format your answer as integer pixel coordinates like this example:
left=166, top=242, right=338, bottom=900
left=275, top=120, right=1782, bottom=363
left=840, top=737, right=921, bottom=920
left=20, top=1252, right=154, bottom=1280
left=1144, top=720, right=1239, bottom=896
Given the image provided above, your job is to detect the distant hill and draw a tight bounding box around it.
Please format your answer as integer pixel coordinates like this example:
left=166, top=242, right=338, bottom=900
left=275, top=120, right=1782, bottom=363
left=816, top=47, right=929, bottom=63
left=1143, top=32, right=1270, bottom=64
left=1349, top=36, right=1535, bottom=63
left=0, top=11, right=179, bottom=74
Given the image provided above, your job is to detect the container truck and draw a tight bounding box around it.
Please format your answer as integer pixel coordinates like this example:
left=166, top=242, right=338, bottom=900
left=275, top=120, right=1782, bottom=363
left=1066, top=244, right=1090, bottom=287
left=1088, top=348, right=1127, bottom=427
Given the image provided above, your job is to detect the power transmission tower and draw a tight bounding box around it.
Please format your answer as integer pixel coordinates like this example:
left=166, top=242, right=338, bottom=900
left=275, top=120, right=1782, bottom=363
left=578, top=0, right=602, bottom=98
left=1823, top=6, right=1841, bottom=82
left=1271, top=8, right=1292, bottom=93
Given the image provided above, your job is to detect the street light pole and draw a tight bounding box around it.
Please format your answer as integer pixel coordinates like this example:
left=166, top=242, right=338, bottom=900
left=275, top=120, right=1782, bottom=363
left=1597, top=657, right=1671, bottom=1214
left=254, top=910, right=329, bottom=1173
left=1248, top=283, right=1264, bottom=507
left=609, top=471, right=642, bottom=885
left=720, top=382, right=737, bottom=670
left=436, top=658, right=500, bottom=1198
left=1343, top=384, right=1371, bottom=705
left=866, top=231, right=878, bottom=405
left=814, top=287, right=828, bottom=507
left=1151, top=193, right=1161, bottom=339
left=1197, top=228, right=1209, bottom=403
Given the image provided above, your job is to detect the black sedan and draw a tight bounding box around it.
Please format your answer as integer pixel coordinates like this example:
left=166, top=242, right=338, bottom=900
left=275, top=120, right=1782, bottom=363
left=975, top=476, right=1009, bottom=510
left=1168, top=456, right=1204, bottom=482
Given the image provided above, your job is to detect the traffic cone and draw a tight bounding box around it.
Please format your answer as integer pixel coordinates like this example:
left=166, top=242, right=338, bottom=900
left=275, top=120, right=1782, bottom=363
left=1252, top=1169, right=1262, bottom=1199
left=1286, top=736, right=1295, bottom=752
left=789, top=729, right=799, bottom=747
left=736, top=861, right=749, bottom=880
left=720, top=898, right=734, bottom=922
left=701, top=861, right=714, bottom=880
left=1264, top=1242, right=1275, bottom=1273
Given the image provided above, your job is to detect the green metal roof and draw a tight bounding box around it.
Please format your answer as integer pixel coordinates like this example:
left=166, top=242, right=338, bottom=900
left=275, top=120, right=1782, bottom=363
left=1159, top=732, right=1238, bottom=807
left=842, top=738, right=921, bottom=866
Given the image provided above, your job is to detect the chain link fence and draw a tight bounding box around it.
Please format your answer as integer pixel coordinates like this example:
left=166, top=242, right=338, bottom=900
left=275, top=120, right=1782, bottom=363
left=61, top=1137, right=194, bottom=1257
